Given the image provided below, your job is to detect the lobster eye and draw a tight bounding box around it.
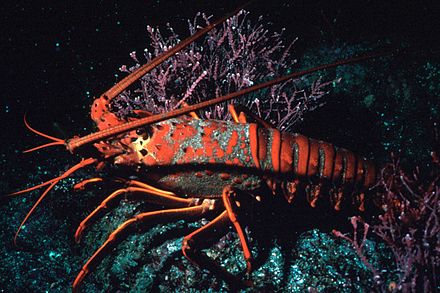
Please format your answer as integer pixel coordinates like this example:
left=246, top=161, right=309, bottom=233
left=136, top=126, right=153, bottom=139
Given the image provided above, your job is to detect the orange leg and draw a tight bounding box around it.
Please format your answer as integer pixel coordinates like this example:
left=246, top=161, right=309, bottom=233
left=229, top=103, right=276, bottom=129
left=74, top=186, right=197, bottom=243
left=182, top=211, right=252, bottom=289
left=72, top=200, right=218, bottom=293
left=234, top=104, right=275, bottom=128
left=73, top=177, right=103, bottom=191
left=228, top=104, right=248, bottom=123
left=181, top=101, right=201, bottom=119
left=221, top=186, right=254, bottom=273
left=182, top=186, right=254, bottom=288
left=124, top=179, right=185, bottom=198
left=228, top=104, right=242, bottom=123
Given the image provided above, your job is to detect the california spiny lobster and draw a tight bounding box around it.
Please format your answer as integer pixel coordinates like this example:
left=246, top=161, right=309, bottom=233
left=8, top=5, right=395, bottom=292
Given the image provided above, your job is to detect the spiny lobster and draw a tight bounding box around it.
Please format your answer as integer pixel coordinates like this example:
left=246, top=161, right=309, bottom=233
left=9, top=5, right=393, bottom=292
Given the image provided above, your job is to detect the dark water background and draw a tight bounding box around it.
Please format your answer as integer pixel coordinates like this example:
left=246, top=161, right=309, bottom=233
left=1, top=0, right=438, bottom=291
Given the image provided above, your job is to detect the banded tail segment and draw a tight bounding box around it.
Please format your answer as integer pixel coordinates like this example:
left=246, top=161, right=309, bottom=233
left=269, top=131, right=376, bottom=210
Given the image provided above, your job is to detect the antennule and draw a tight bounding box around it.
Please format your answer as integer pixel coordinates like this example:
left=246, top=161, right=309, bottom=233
left=23, top=114, right=65, bottom=153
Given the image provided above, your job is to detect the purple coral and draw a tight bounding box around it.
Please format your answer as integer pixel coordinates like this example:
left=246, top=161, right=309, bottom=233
left=334, top=156, right=440, bottom=292
left=372, top=157, right=439, bottom=292
left=111, top=10, right=331, bottom=132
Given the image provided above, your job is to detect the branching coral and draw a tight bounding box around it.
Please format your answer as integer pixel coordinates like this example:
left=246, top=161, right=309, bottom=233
left=111, top=10, right=331, bottom=132
left=373, top=157, right=439, bottom=292
left=335, top=156, right=440, bottom=292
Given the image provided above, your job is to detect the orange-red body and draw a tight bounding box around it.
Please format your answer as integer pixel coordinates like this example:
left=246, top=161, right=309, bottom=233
left=93, top=115, right=376, bottom=210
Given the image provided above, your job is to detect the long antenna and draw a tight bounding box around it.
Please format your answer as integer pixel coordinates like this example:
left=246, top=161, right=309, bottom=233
left=66, top=49, right=396, bottom=153
left=99, top=2, right=252, bottom=102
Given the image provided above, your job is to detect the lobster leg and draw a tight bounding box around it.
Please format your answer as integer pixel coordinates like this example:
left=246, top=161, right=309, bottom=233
left=180, top=101, right=200, bottom=119
left=73, top=177, right=103, bottom=191
left=182, top=210, right=252, bottom=288
left=221, top=186, right=254, bottom=273
left=228, top=104, right=247, bottom=123
left=231, top=104, right=275, bottom=128
left=182, top=186, right=254, bottom=288
left=74, top=186, right=197, bottom=243
left=123, top=179, right=186, bottom=197
left=72, top=200, right=218, bottom=292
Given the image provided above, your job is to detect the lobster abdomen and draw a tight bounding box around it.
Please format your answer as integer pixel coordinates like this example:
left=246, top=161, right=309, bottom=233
left=256, top=127, right=376, bottom=210
left=260, top=128, right=376, bottom=187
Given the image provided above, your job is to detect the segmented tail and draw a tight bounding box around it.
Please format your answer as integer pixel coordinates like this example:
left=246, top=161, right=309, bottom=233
left=266, top=130, right=376, bottom=211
